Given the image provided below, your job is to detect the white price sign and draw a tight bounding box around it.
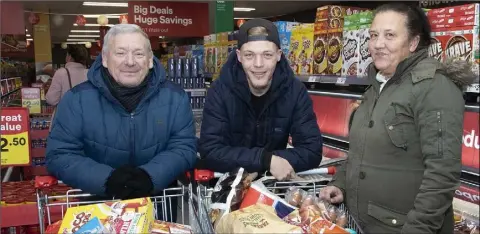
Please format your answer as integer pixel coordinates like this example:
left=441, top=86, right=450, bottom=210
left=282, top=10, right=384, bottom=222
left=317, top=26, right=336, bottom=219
left=466, top=84, right=479, bottom=93
left=308, top=76, right=317, bottom=82
left=336, top=77, right=347, bottom=85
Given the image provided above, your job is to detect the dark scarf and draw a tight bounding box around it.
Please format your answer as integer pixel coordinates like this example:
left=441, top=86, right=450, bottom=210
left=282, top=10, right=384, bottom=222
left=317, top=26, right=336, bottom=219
left=102, top=67, right=150, bottom=113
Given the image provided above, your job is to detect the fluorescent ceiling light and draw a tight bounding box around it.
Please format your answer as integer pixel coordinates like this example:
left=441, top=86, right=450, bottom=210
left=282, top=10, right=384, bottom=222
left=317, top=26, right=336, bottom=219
left=234, top=17, right=254, bottom=20
left=71, top=30, right=100, bottom=33
left=69, top=35, right=100, bottom=38
left=159, top=36, right=165, bottom=39
left=234, top=7, right=255, bottom=12
left=83, top=14, right=125, bottom=18
left=65, top=42, right=91, bottom=44
left=67, top=38, right=97, bottom=42
left=74, top=23, right=115, bottom=27
left=27, top=38, right=33, bottom=41
left=26, top=34, right=31, bottom=37
left=25, top=29, right=28, bottom=32
left=83, top=2, right=128, bottom=7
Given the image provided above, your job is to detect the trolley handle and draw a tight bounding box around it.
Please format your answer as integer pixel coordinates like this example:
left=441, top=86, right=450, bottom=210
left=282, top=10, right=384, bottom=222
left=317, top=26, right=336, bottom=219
left=35, top=175, right=59, bottom=189
left=192, top=166, right=336, bottom=183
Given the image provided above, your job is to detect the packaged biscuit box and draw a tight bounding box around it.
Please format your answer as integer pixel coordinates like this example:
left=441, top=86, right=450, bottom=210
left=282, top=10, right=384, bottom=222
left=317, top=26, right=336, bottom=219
left=341, top=25, right=360, bottom=77
left=429, top=30, right=448, bottom=62
left=313, top=20, right=329, bottom=75
left=327, top=28, right=343, bottom=75
left=358, top=24, right=372, bottom=77
left=288, top=25, right=302, bottom=73
left=443, top=27, right=479, bottom=76
left=430, top=14, right=479, bottom=30
left=275, top=21, right=301, bottom=62
left=151, top=220, right=192, bottom=234
left=58, top=198, right=154, bottom=234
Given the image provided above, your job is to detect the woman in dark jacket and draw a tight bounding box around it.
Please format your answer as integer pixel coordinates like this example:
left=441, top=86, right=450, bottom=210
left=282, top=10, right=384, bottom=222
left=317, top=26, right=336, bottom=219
left=320, top=3, right=475, bottom=233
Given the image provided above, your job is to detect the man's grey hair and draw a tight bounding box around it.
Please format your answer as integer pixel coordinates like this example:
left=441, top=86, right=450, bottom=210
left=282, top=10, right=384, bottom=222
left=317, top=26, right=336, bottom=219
left=102, top=24, right=152, bottom=55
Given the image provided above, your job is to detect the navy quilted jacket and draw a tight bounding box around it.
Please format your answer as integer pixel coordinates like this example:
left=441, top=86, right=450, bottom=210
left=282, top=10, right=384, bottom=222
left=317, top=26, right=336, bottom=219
left=198, top=52, right=323, bottom=173
left=46, top=56, right=197, bottom=196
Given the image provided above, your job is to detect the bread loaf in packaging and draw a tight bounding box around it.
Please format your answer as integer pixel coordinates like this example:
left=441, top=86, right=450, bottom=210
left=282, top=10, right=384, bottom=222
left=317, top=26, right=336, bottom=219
left=215, top=204, right=303, bottom=234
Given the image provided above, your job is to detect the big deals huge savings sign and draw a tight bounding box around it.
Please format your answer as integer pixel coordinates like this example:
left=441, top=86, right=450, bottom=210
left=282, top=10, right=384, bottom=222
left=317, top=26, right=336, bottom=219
left=128, top=1, right=209, bottom=37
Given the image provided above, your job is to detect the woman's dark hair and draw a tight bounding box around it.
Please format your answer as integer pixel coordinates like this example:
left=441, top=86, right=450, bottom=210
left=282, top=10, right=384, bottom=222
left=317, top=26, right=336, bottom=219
left=374, top=3, right=432, bottom=51
left=67, top=45, right=89, bottom=66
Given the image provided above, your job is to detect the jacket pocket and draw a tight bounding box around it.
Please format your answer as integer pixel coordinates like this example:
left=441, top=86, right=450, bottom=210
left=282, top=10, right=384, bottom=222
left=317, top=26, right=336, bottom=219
left=367, top=201, right=407, bottom=228
left=383, top=106, right=408, bottom=150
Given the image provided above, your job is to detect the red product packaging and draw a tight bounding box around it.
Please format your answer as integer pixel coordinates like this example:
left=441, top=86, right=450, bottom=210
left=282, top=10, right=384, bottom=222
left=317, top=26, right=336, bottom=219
left=427, top=3, right=479, bottom=18
left=429, top=31, right=446, bottom=61
left=443, top=27, right=479, bottom=76
left=430, top=14, right=479, bottom=30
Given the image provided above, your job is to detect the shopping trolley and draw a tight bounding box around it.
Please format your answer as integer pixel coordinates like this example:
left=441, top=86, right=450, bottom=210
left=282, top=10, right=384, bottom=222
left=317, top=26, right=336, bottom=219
left=34, top=176, right=203, bottom=234
left=189, top=167, right=365, bottom=234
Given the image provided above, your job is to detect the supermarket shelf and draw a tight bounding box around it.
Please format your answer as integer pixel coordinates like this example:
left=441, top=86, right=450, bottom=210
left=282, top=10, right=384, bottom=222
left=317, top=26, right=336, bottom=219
left=308, top=90, right=363, bottom=99
left=297, top=75, right=371, bottom=86
left=1, top=87, right=20, bottom=99
left=466, top=83, right=479, bottom=93
left=465, top=104, right=479, bottom=112
left=323, top=133, right=349, bottom=144
left=0, top=204, right=39, bottom=227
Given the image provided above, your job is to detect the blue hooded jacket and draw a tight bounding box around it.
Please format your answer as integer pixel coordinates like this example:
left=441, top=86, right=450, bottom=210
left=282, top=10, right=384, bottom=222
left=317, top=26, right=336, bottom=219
left=46, top=56, right=197, bottom=196
left=198, top=52, right=322, bottom=173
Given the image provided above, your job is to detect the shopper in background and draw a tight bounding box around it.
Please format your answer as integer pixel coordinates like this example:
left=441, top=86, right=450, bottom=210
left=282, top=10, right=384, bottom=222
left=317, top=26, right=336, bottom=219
left=46, top=24, right=197, bottom=221
left=320, top=3, right=474, bottom=234
left=199, top=19, right=323, bottom=181
left=46, top=45, right=89, bottom=106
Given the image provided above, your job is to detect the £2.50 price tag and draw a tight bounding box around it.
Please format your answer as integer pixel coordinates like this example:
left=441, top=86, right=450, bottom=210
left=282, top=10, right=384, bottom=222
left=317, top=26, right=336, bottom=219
left=0, top=107, right=31, bottom=166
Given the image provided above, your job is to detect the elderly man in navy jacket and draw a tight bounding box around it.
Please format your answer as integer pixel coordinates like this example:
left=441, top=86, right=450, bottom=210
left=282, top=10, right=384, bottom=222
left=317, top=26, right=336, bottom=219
left=46, top=24, right=197, bottom=203
left=199, top=19, right=323, bottom=180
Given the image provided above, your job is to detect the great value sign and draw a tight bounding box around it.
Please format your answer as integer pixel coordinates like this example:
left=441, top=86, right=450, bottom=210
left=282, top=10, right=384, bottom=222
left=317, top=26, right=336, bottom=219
left=462, top=111, right=479, bottom=173
left=0, top=107, right=31, bottom=166
left=128, top=1, right=209, bottom=37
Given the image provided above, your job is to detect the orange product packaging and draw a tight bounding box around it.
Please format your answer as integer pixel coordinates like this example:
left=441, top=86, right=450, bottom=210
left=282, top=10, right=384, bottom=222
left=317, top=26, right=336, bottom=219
left=151, top=220, right=192, bottom=234
left=57, top=197, right=154, bottom=234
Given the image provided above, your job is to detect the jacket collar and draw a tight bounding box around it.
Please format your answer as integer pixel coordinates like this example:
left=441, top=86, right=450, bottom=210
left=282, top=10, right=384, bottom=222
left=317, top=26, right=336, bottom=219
left=87, top=55, right=166, bottom=113
left=367, top=48, right=428, bottom=92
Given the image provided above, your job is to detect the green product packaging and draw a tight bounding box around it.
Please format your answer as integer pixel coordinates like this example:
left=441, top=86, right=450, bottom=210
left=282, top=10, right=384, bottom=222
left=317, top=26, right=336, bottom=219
left=344, top=14, right=360, bottom=28
left=358, top=11, right=373, bottom=25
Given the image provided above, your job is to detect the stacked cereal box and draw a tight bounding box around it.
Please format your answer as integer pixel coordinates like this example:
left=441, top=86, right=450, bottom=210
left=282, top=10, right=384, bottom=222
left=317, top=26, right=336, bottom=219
left=274, top=21, right=301, bottom=65
left=427, top=3, right=479, bottom=76
left=341, top=11, right=374, bottom=77
left=289, top=24, right=314, bottom=75
left=314, top=5, right=367, bottom=75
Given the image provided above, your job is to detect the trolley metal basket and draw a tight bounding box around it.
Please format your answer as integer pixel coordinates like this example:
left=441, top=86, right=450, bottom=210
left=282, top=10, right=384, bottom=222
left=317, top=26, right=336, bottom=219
left=189, top=168, right=365, bottom=234
left=34, top=176, right=203, bottom=234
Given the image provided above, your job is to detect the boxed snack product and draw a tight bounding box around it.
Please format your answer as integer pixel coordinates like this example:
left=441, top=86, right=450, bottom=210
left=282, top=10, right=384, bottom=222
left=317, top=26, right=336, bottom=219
left=327, top=28, right=344, bottom=75
left=151, top=220, right=192, bottom=234
left=429, top=30, right=448, bottom=61
left=358, top=24, right=372, bottom=77
left=288, top=24, right=302, bottom=73
left=316, top=5, right=366, bottom=20
left=57, top=198, right=154, bottom=234
left=443, top=27, right=479, bottom=76
left=426, top=3, right=479, bottom=18
left=215, top=203, right=303, bottom=234
left=342, top=26, right=360, bottom=76
left=299, top=24, right=314, bottom=75
left=430, top=15, right=479, bottom=30
left=313, top=33, right=329, bottom=75
left=275, top=21, right=301, bottom=58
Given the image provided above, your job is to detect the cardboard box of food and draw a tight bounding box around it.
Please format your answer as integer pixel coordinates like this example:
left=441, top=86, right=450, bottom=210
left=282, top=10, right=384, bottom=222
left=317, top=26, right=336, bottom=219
left=443, top=27, right=479, bottom=76
left=58, top=198, right=154, bottom=234
left=275, top=21, right=301, bottom=59
left=341, top=26, right=360, bottom=76
left=430, top=14, right=479, bottom=30
left=426, top=3, right=479, bottom=18
left=151, top=220, right=192, bottom=234
left=327, top=28, right=343, bottom=75
left=313, top=32, right=329, bottom=75
left=316, top=5, right=368, bottom=20
left=358, top=24, right=372, bottom=77
left=429, top=30, right=449, bottom=61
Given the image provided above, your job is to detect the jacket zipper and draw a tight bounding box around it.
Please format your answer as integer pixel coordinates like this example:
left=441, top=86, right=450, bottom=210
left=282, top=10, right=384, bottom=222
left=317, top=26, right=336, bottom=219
left=130, top=112, right=135, bottom=165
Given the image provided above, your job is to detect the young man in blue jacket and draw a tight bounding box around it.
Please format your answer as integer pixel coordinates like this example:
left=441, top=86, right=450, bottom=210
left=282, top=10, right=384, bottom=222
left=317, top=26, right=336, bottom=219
left=199, top=19, right=323, bottom=180
left=46, top=24, right=197, bottom=217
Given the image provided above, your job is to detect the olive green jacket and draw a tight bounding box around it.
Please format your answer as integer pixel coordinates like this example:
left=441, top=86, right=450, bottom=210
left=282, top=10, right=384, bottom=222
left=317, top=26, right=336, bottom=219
left=330, top=49, right=475, bottom=234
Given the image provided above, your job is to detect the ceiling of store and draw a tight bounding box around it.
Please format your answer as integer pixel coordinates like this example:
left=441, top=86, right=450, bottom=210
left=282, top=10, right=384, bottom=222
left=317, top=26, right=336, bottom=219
left=20, top=1, right=331, bottom=43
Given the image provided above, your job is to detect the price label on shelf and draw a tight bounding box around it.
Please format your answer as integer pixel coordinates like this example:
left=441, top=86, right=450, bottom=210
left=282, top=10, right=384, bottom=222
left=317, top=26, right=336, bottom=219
left=0, top=107, right=31, bottom=166
left=21, top=88, right=41, bottom=114
left=336, top=77, right=347, bottom=85
left=466, top=84, right=479, bottom=93
left=308, top=76, right=317, bottom=82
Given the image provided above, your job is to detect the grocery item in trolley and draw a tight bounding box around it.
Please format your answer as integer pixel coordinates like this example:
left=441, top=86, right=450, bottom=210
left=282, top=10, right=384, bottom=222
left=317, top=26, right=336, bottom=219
left=151, top=220, right=193, bottom=234
left=57, top=197, right=154, bottom=234
left=214, top=203, right=303, bottom=234
left=208, top=168, right=256, bottom=225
